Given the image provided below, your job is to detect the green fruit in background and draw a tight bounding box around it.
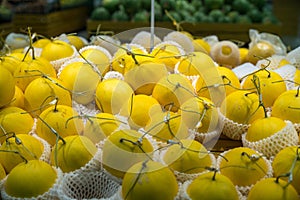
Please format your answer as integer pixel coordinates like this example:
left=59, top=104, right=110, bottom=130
left=154, top=2, right=163, bottom=19
left=102, top=0, right=120, bottom=13
left=90, top=7, right=110, bottom=20
left=112, top=5, right=129, bottom=21
left=123, top=0, right=142, bottom=16
left=194, top=11, right=206, bottom=22
left=160, top=0, right=176, bottom=11
left=175, top=0, right=196, bottom=14
left=141, top=0, right=151, bottom=10
left=162, top=11, right=181, bottom=22
left=204, top=0, right=225, bottom=10
left=0, top=6, right=12, bottom=22
left=227, top=11, right=239, bottom=23
left=236, top=15, right=252, bottom=23
left=133, top=10, right=149, bottom=22
left=209, top=9, right=224, bottom=22
left=249, top=0, right=266, bottom=8
left=247, top=9, right=263, bottom=23
left=232, top=0, right=252, bottom=14
left=191, top=0, right=203, bottom=9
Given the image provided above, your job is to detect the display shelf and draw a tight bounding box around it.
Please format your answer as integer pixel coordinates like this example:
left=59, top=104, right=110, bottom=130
left=87, top=20, right=282, bottom=43
left=0, top=22, right=14, bottom=36
left=12, top=6, right=89, bottom=37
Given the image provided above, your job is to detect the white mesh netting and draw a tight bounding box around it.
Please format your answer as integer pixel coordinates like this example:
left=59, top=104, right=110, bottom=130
left=216, top=148, right=273, bottom=197
left=287, top=46, right=300, bottom=69
left=179, top=178, right=245, bottom=200
left=242, top=121, right=299, bottom=158
left=103, top=71, right=124, bottom=80
left=273, top=64, right=297, bottom=90
left=256, top=55, right=286, bottom=70
left=57, top=170, right=121, bottom=200
left=1, top=167, right=63, bottom=200
left=219, top=112, right=250, bottom=141
left=159, top=148, right=217, bottom=183
left=189, top=129, right=222, bottom=145
left=232, top=62, right=259, bottom=81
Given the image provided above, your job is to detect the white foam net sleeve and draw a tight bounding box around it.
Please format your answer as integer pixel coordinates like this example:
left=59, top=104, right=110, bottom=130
left=287, top=45, right=300, bottom=69
left=1, top=167, right=63, bottom=200
left=32, top=133, right=52, bottom=164
left=232, top=62, right=259, bottom=81
left=72, top=100, right=100, bottom=120
left=219, top=111, right=250, bottom=141
left=57, top=170, right=121, bottom=200
left=273, top=64, right=296, bottom=90
left=179, top=178, right=245, bottom=200
left=158, top=147, right=217, bottom=183
left=256, top=55, right=286, bottom=70
left=103, top=71, right=124, bottom=80
left=242, top=120, right=299, bottom=158
left=216, top=148, right=273, bottom=197
left=294, top=123, right=300, bottom=135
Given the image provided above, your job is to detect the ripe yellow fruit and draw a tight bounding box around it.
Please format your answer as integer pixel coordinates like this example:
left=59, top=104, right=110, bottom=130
left=79, top=45, right=111, bottom=76
left=144, top=111, right=189, bottom=142
left=111, top=44, right=150, bottom=74
left=0, top=52, right=30, bottom=74
left=220, top=90, right=265, bottom=124
left=239, top=47, right=249, bottom=64
left=95, top=78, right=134, bottom=114
left=102, top=129, right=154, bottom=179
left=124, top=62, right=168, bottom=95
left=246, top=117, right=286, bottom=142
left=5, top=160, right=57, bottom=198
left=0, top=162, right=6, bottom=180
left=163, top=139, right=212, bottom=174
left=180, top=97, right=219, bottom=133
left=8, top=85, right=25, bottom=109
left=247, top=178, right=299, bottom=200
left=120, top=94, right=163, bottom=130
left=193, top=38, right=211, bottom=54
left=271, top=90, right=300, bottom=123
left=83, top=112, right=121, bottom=144
left=242, top=70, right=287, bottom=108
left=67, top=35, right=85, bottom=50
left=0, top=67, right=15, bottom=108
left=14, top=57, right=57, bottom=91
left=36, top=105, right=84, bottom=146
left=247, top=41, right=276, bottom=64
left=150, top=41, right=185, bottom=72
left=51, top=135, right=97, bottom=173
left=218, top=147, right=270, bottom=187
left=0, top=134, right=44, bottom=173
left=187, top=172, right=239, bottom=200
left=122, top=160, right=178, bottom=200
left=0, top=106, right=34, bottom=144
left=176, top=51, right=216, bottom=76
left=32, top=38, right=51, bottom=48
left=24, top=77, right=72, bottom=115
left=59, top=61, right=100, bottom=105
left=210, top=40, right=240, bottom=68
left=152, top=73, right=194, bottom=112
left=40, top=39, right=75, bottom=61
left=272, top=146, right=300, bottom=194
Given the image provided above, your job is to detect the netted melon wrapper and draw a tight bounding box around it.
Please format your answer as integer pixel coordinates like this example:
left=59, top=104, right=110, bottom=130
left=1, top=167, right=63, bottom=200
left=242, top=120, right=299, bottom=159
left=219, top=111, right=250, bottom=141
left=50, top=45, right=78, bottom=72
left=159, top=148, right=217, bottom=183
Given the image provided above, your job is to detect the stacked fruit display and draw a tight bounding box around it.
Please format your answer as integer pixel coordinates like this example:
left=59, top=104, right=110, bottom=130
left=90, top=0, right=279, bottom=24
left=0, top=25, right=300, bottom=200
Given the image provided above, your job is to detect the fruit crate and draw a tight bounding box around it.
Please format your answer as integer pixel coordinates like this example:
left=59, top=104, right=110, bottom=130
left=86, top=20, right=282, bottom=43
left=12, top=6, right=89, bottom=37
left=0, top=22, right=14, bottom=36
